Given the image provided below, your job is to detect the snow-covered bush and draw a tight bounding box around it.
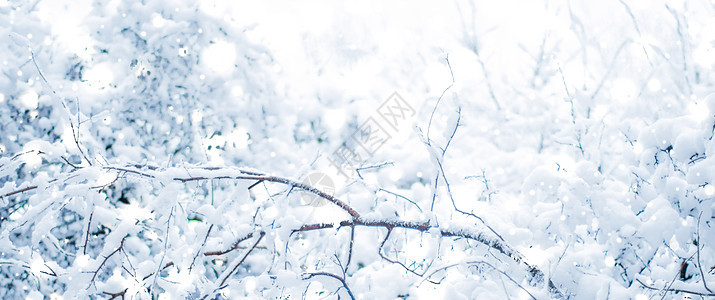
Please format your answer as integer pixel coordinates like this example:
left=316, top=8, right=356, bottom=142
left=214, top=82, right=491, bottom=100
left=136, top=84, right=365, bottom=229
left=1, top=0, right=714, bottom=299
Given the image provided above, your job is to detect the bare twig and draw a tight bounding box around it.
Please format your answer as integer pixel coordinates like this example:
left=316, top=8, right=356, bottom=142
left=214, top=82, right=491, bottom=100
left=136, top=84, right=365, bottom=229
left=637, top=278, right=715, bottom=297
left=378, top=227, right=428, bottom=277
left=696, top=212, right=712, bottom=293
left=422, top=99, right=504, bottom=241
left=60, top=156, right=80, bottom=169
left=422, top=261, right=537, bottom=299
left=204, top=231, right=259, bottom=256
left=89, top=236, right=127, bottom=288
left=430, top=132, right=505, bottom=241
left=303, top=272, right=356, bottom=300
left=441, top=106, right=461, bottom=156
left=151, top=206, right=174, bottom=295
left=617, top=0, right=652, bottom=65
left=29, top=47, right=53, bottom=92
left=247, top=180, right=264, bottom=190
left=103, top=288, right=127, bottom=300
left=464, top=39, right=501, bottom=110
left=427, top=84, right=454, bottom=145
left=465, top=169, right=497, bottom=201
left=379, top=188, right=422, bottom=213
left=218, top=231, right=265, bottom=287
left=8, top=162, right=561, bottom=298
left=189, top=224, right=214, bottom=273
left=83, top=210, right=94, bottom=255
left=293, top=218, right=563, bottom=298
left=345, top=225, right=355, bottom=272
left=70, top=99, right=92, bottom=166
left=665, top=4, right=692, bottom=95
left=103, top=166, right=155, bottom=178
left=0, top=185, right=38, bottom=200
left=445, top=53, right=455, bottom=83
left=356, top=162, right=394, bottom=179
left=140, top=262, right=175, bottom=281
left=660, top=253, right=694, bottom=300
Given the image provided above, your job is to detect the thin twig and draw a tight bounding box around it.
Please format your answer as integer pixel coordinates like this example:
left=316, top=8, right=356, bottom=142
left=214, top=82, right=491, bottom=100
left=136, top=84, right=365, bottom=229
left=379, top=188, right=423, bottom=213
left=293, top=218, right=562, bottom=298
left=427, top=84, right=454, bottom=145
left=0, top=185, right=38, bottom=200
left=103, top=288, right=127, bottom=300
left=89, top=237, right=127, bottom=288
left=441, top=106, right=461, bottom=156
left=247, top=180, right=264, bottom=190
left=637, top=278, right=715, bottom=297
left=60, top=156, right=80, bottom=169
left=218, top=231, right=265, bottom=287
left=696, top=212, right=712, bottom=293
left=303, top=272, right=356, bottom=300
left=378, top=228, right=427, bottom=277
left=71, top=98, right=92, bottom=166
left=665, top=4, right=692, bottom=95
left=24, top=163, right=562, bottom=298
left=345, top=225, right=355, bottom=273
left=204, top=232, right=258, bottom=256
left=189, top=224, right=214, bottom=273
left=151, top=207, right=174, bottom=295
left=617, top=0, right=652, bottom=65
left=422, top=261, right=537, bottom=299
left=356, top=162, right=394, bottom=180
left=83, top=210, right=94, bottom=255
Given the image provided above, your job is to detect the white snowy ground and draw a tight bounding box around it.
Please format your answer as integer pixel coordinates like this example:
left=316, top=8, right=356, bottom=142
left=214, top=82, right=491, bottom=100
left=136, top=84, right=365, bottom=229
left=0, top=0, right=714, bottom=299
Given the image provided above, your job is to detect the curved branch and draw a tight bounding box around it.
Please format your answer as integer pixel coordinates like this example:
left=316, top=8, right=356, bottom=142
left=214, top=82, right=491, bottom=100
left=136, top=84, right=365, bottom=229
left=204, top=231, right=258, bottom=256
left=219, top=231, right=265, bottom=287
left=106, top=165, right=361, bottom=219
left=293, top=218, right=563, bottom=298
left=636, top=278, right=715, bottom=297
left=303, top=272, right=356, bottom=300
left=423, top=261, right=537, bottom=299
left=44, top=163, right=561, bottom=298
left=89, top=236, right=127, bottom=288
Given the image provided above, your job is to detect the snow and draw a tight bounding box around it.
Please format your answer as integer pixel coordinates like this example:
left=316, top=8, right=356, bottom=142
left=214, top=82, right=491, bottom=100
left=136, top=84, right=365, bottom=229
left=1, top=0, right=715, bottom=298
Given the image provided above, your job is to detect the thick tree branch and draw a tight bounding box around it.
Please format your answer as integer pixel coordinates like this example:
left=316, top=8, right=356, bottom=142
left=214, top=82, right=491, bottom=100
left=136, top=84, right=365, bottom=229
left=293, top=218, right=563, bottom=298
left=10, top=162, right=562, bottom=298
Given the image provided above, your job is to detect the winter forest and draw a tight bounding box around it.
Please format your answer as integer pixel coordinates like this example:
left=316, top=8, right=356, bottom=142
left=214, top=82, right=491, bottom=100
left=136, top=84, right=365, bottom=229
left=1, top=0, right=714, bottom=299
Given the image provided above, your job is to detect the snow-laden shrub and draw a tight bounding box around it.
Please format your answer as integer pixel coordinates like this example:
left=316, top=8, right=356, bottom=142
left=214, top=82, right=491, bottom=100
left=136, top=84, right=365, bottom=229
left=1, top=0, right=714, bottom=299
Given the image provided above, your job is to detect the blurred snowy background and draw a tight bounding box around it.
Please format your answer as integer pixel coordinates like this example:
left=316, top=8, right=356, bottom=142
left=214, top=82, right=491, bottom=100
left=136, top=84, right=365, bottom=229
left=1, top=0, right=714, bottom=299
